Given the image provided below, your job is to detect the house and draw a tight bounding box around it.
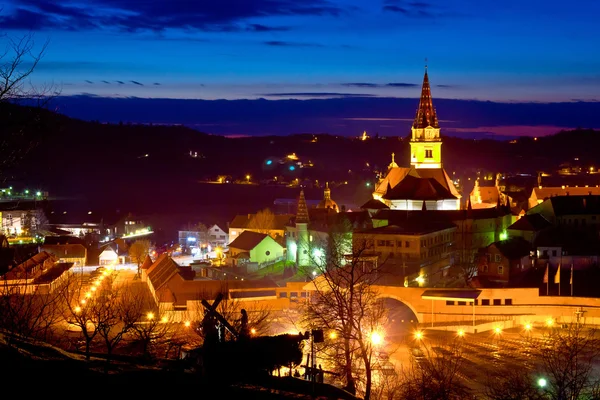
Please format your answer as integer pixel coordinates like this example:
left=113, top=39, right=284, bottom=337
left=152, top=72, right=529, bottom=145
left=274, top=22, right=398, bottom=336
left=0, top=200, right=45, bottom=236
left=476, top=237, right=532, bottom=284
left=40, top=244, right=87, bottom=267
left=528, top=186, right=600, bottom=210
left=98, top=244, right=126, bottom=265
left=533, top=226, right=600, bottom=270
left=354, top=219, right=457, bottom=287
left=227, top=231, right=284, bottom=268
left=0, top=251, right=74, bottom=294
left=208, top=224, right=228, bottom=247
left=140, top=253, right=308, bottom=322
left=507, top=213, right=552, bottom=243
left=0, top=235, right=15, bottom=275
left=228, top=213, right=293, bottom=244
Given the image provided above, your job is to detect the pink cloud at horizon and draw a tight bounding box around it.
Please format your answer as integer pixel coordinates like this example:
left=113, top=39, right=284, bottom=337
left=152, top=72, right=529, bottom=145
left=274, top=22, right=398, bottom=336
left=444, top=125, right=594, bottom=138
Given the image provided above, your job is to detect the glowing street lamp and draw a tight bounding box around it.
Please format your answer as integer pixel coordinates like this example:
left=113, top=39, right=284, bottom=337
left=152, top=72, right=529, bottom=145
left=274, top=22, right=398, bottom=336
left=538, top=378, right=547, bottom=388
left=414, top=331, right=423, bottom=340
left=457, top=329, right=465, bottom=337
left=329, top=331, right=337, bottom=340
left=246, top=174, right=251, bottom=183
left=184, top=321, right=191, bottom=328
left=147, top=312, right=154, bottom=320
left=251, top=328, right=257, bottom=335
left=494, top=327, right=502, bottom=335
left=524, top=323, right=532, bottom=331
left=371, top=332, right=383, bottom=345
left=161, top=316, right=168, bottom=323
left=74, top=306, right=81, bottom=313
left=85, top=292, right=92, bottom=298
left=546, top=318, right=554, bottom=327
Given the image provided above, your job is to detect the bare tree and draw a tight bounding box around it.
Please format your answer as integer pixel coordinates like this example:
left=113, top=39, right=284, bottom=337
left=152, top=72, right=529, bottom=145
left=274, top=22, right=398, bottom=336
left=0, top=276, right=63, bottom=347
left=22, top=209, right=49, bottom=237
left=129, top=309, right=176, bottom=361
left=0, top=32, right=48, bottom=102
left=530, top=323, right=600, bottom=400
left=129, top=239, right=151, bottom=275
left=302, top=216, right=388, bottom=400
left=483, top=368, right=545, bottom=400
left=398, top=338, right=470, bottom=400
left=246, top=208, right=276, bottom=235
left=94, top=283, right=144, bottom=368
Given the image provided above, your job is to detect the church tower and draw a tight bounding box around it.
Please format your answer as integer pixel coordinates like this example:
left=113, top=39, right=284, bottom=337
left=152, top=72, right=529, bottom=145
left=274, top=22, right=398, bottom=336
left=296, top=190, right=310, bottom=266
left=410, top=67, right=442, bottom=169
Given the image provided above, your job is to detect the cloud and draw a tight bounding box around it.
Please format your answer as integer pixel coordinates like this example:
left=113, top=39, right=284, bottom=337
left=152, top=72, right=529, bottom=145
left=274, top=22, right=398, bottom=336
left=436, top=84, right=461, bottom=89
left=130, top=80, right=144, bottom=86
left=101, top=80, right=111, bottom=84
left=247, top=23, right=290, bottom=32
left=382, top=0, right=460, bottom=18
left=0, top=0, right=342, bottom=33
left=115, top=80, right=125, bottom=84
left=264, top=40, right=323, bottom=47
left=386, top=82, right=418, bottom=87
left=85, top=80, right=94, bottom=84
left=260, top=92, right=376, bottom=97
left=153, top=82, right=161, bottom=85
left=341, top=83, right=380, bottom=88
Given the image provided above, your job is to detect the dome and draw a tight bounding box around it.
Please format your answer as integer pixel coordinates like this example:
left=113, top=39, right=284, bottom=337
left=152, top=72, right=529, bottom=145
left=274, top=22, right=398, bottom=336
left=317, top=183, right=339, bottom=212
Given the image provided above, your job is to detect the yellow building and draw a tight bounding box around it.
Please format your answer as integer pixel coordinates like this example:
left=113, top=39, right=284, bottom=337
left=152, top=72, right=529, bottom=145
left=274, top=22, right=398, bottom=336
left=372, top=68, right=461, bottom=210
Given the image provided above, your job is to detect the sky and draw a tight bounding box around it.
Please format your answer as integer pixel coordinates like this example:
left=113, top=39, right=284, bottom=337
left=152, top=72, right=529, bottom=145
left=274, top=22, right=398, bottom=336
left=2, top=0, right=600, bottom=102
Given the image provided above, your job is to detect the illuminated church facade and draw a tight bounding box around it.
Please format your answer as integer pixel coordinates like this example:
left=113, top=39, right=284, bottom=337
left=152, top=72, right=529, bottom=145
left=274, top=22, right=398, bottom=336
left=372, top=68, right=461, bottom=211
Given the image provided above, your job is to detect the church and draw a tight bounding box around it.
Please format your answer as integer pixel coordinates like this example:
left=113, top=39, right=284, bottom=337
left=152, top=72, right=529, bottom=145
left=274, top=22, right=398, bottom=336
left=371, top=68, right=461, bottom=211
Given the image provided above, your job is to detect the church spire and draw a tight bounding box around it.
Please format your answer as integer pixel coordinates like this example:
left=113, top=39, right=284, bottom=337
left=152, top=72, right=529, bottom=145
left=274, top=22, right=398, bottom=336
left=388, top=152, right=399, bottom=169
left=296, top=190, right=310, bottom=224
left=323, top=182, right=331, bottom=201
left=413, top=67, right=439, bottom=129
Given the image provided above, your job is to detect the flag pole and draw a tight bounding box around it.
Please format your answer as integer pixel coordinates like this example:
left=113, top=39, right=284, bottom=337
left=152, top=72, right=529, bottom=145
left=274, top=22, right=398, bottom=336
left=571, top=264, right=574, bottom=296
left=546, top=263, right=549, bottom=296
left=559, top=264, right=561, bottom=296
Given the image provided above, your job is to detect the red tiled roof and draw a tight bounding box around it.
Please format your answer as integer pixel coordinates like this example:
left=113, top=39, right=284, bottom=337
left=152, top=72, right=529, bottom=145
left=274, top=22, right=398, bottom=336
left=41, top=244, right=87, bottom=259
left=147, top=254, right=180, bottom=291
left=228, top=231, right=269, bottom=251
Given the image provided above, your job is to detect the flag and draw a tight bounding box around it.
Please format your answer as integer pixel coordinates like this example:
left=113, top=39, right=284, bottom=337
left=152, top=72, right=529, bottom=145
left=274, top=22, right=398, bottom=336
left=554, top=264, right=561, bottom=284
left=543, top=264, right=548, bottom=283
left=570, top=265, right=573, bottom=285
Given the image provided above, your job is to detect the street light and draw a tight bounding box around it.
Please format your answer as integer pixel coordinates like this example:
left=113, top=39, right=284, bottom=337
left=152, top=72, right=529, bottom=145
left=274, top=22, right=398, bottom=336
left=74, top=306, right=81, bottom=313
left=524, top=323, right=532, bottom=331
left=546, top=318, right=554, bottom=327
left=147, top=312, right=154, bottom=320
left=251, top=328, right=257, bottom=335
left=371, top=332, right=383, bottom=345
left=329, top=331, right=337, bottom=340
left=538, top=378, right=547, bottom=388
left=494, top=327, right=502, bottom=335
left=457, top=329, right=465, bottom=337
left=414, top=331, right=423, bottom=340
left=184, top=321, right=191, bottom=327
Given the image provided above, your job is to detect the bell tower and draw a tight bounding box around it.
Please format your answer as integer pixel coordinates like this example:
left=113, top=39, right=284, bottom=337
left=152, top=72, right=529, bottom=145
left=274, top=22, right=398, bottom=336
left=410, top=66, right=442, bottom=169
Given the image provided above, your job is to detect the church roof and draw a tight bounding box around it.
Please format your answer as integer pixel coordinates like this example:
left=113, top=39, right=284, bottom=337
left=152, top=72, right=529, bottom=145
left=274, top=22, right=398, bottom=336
left=382, top=174, right=457, bottom=201
left=408, top=168, right=461, bottom=198
left=317, top=183, right=339, bottom=212
left=413, top=68, right=439, bottom=129
left=373, top=167, right=412, bottom=197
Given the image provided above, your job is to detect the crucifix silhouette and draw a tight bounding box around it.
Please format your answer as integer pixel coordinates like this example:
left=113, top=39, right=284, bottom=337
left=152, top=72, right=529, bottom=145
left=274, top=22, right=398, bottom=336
left=425, top=57, right=428, bottom=71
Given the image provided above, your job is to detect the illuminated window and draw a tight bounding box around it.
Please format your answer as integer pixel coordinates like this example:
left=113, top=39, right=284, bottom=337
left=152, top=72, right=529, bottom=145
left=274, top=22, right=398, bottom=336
left=425, top=149, right=433, bottom=158
left=498, top=265, right=504, bottom=275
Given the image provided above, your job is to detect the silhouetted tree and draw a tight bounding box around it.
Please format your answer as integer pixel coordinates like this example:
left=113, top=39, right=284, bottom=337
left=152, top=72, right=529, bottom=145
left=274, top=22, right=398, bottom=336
left=129, top=239, right=151, bottom=275
left=246, top=208, right=276, bottom=235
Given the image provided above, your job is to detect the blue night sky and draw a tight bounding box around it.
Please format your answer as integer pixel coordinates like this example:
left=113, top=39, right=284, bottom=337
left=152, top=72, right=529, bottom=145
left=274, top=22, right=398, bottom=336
left=2, top=0, right=600, bottom=102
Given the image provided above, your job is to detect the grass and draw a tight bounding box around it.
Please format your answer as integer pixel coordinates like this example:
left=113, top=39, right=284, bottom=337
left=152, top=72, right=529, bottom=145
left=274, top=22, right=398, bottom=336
left=251, top=260, right=296, bottom=279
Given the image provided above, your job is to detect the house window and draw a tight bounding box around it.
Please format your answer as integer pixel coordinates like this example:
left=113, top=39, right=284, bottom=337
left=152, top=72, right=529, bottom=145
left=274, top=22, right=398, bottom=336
left=505, top=299, right=512, bottom=305
left=482, top=265, right=489, bottom=273
left=405, top=241, right=410, bottom=248
left=498, top=265, right=504, bottom=275
left=493, top=299, right=502, bottom=306
left=265, top=251, right=271, bottom=256
left=425, top=149, right=433, bottom=158
left=231, top=231, right=237, bottom=236
left=446, top=300, right=455, bottom=306
left=481, top=299, right=490, bottom=306
left=378, top=240, right=385, bottom=246
left=552, top=250, right=557, bottom=257
left=396, top=241, right=403, bottom=247
left=457, top=301, right=467, bottom=306
left=279, top=292, right=287, bottom=298
left=494, top=254, right=501, bottom=262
